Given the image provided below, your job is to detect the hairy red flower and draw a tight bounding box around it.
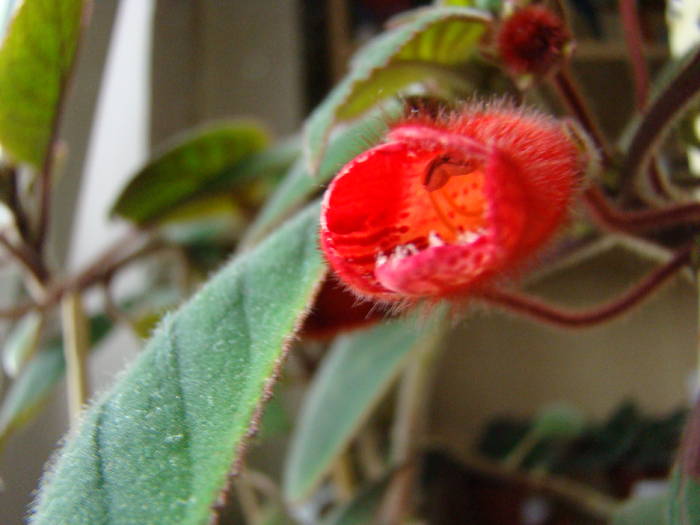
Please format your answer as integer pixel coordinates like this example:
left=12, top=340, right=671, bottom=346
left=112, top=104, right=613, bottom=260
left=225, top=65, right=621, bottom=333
left=320, top=103, right=584, bottom=302
left=497, top=5, right=569, bottom=76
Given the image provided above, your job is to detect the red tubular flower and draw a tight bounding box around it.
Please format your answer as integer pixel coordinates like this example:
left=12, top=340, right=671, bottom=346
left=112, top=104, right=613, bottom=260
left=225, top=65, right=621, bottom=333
left=320, top=102, right=584, bottom=302
left=300, top=276, right=389, bottom=339
left=497, top=5, right=569, bottom=76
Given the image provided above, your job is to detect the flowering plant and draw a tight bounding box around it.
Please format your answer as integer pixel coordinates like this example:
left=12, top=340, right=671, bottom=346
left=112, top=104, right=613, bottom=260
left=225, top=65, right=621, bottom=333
left=0, top=1, right=699, bottom=524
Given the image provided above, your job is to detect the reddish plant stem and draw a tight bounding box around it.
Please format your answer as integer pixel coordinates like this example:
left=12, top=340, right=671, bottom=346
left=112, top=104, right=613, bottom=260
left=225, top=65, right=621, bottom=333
left=34, top=2, right=93, bottom=255
left=647, top=161, right=671, bottom=200
left=621, top=47, right=700, bottom=197
left=619, top=0, right=649, bottom=110
left=0, top=231, right=49, bottom=286
left=480, top=246, right=690, bottom=327
left=583, top=185, right=700, bottom=233
left=551, top=67, right=614, bottom=167
left=0, top=301, right=35, bottom=320
left=0, top=230, right=148, bottom=321
left=5, top=167, right=32, bottom=243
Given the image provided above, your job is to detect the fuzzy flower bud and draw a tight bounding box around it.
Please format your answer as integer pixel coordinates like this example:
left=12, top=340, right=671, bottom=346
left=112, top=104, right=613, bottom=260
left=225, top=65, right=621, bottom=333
left=497, top=4, right=569, bottom=76
left=320, top=102, right=585, bottom=302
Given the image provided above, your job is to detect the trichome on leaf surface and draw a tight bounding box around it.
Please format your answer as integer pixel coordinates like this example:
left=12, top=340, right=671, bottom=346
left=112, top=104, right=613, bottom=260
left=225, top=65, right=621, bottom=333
left=0, top=0, right=699, bottom=524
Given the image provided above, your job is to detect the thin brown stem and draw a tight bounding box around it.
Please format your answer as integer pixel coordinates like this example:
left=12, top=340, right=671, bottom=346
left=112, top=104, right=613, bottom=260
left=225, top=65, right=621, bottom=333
left=233, top=467, right=261, bottom=525
left=646, top=161, right=672, bottom=201
left=100, top=279, right=133, bottom=328
left=331, top=452, right=356, bottom=502
left=619, top=0, right=649, bottom=110
left=0, top=232, right=46, bottom=281
left=480, top=246, right=690, bottom=328
left=551, top=67, right=614, bottom=166
left=584, top=185, right=700, bottom=233
left=379, top=319, right=446, bottom=524
left=0, top=230, right=147, bottom=320
left=34, top=3, right=93, bottom=255
left=451, top=452, right=621, bottom=520
left=0, top=301, right=36, bottom=320
left=5, top=167, right=32, bottom=242
left=621, top=46, right=700, bottom=197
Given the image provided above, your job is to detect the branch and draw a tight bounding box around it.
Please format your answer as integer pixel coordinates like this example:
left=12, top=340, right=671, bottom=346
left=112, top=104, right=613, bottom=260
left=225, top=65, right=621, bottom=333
left=551, top=67, right=614, bottom=167
left=620, top=46, right=700, bottom=197
left=619, top=0, right=649, bottom=110
left=480, top=245, right=690, bottom=328
left=0, top=231, right=49, bottom=287
left=34, top=2, right=94, bottom=254
left=450, top=452, right=621, bottom=520
left=583, top=185, right=700, bottom=233
left=4, top=166, right=32, bottom=242
left=0, top=300, right=36, bottom=320
left=0, top=230, right=147, bottom=320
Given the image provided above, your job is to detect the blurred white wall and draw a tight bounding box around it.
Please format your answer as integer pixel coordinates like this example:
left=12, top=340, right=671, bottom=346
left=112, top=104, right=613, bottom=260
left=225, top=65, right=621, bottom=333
left=69, top=0, right=154, bottom=269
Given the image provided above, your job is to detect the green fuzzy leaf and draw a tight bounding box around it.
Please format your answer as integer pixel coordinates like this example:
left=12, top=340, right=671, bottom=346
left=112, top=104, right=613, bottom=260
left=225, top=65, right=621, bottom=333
left=0, top=0, right=87, bottom=168
left=242, top=105, right=397, bottom=247
left=31, top=204, right=326, bottom=525
left=111, top=121, right=269, bottom=224
left=304, top=6, right=490, bottom=173
left=0, top=314, right=112, bottom=452
left=322, top=478, right=389, bottom=525
left=613, top=492, right=668, bottom=525
left=283, top=312, right=446, bottom=503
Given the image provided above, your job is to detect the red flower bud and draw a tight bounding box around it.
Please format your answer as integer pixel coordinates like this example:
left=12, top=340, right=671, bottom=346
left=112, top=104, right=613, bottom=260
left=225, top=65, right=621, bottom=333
left=320, top=102, right=584, bottom=302
left=497, top=5, right=569, bottom=76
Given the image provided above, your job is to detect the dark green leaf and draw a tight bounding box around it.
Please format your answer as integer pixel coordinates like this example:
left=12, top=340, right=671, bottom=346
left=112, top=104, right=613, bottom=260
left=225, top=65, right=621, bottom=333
left=31, top=203, right=326, bottom=525
left=0, top=314, right=112, bottom=451
left=283, top=312, right=446, bottom=503
left=304, top=6, right=490, bottom=173
left=613, top=492, right=668, bottom=525
left=0, top=0, right=87, bottom=168
left=111, top=121, right=268, bottom=224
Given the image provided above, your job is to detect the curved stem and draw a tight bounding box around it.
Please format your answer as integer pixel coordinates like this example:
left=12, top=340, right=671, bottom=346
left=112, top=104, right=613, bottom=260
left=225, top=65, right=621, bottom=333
left=619, top=0, right=649, bottom=110
left=620, top=47, right=700, bottom=197
left=0, top=231, right=49, bottom=288
left=584, top=185, right=700, bottom=233
left=379, top=316, right=447, bottom=524
left=0, top=230, right=147, bottom=320
left=480, top=246, right=690, bottom=328
left=451, top=452, right=621, bottom=520
left=5, top=167, right=31, bottom=242
left=0, top=301, right=36, bottom=320
left=551, top=67, right=614, bottom=167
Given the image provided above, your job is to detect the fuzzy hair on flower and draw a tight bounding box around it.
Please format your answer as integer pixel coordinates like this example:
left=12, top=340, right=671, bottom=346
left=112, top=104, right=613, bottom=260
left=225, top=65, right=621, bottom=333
left=319, top=101, right=587, bottom=303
